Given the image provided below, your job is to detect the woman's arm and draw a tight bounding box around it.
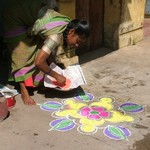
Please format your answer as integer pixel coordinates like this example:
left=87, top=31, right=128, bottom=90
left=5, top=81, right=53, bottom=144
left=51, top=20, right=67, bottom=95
left=35, top=49, right=66, bottom=85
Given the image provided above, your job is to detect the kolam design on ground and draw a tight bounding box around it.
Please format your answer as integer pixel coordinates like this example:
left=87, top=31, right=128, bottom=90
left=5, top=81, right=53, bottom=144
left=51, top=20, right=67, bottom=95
left=38, top=101, right=63, bottom=112
left=119, top=102, right=144, bottom=113
left=38, top=92, right=144, bottom=140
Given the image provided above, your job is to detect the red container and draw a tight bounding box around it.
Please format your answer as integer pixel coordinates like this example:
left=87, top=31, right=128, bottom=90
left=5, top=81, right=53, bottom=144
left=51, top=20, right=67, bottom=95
left=0, top=96, right=9, bottom=121
left=6, top=96, right=16, bottom=109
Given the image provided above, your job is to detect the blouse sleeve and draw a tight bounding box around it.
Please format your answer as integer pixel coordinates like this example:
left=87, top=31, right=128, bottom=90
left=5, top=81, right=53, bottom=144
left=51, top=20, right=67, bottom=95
left=42, top=33, right=62, bottom=55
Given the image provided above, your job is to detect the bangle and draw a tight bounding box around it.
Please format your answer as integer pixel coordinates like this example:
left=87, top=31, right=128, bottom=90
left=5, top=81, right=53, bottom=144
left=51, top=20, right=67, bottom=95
left=46, top=69, right=51, bottom=75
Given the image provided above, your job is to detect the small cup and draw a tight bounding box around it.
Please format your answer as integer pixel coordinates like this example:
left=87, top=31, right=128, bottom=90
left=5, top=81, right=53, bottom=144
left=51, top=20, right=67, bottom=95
left=6, top=96, right=16, bottom=109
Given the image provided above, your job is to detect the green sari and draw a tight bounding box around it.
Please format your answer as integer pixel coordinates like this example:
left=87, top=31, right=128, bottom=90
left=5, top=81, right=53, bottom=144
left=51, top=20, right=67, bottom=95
left=2, top=0, right=71, bottom=86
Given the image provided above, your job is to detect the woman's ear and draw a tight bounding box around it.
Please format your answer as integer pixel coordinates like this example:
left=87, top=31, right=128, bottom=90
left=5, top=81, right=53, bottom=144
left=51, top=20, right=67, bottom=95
left=68, top=29, right=75, bottom=35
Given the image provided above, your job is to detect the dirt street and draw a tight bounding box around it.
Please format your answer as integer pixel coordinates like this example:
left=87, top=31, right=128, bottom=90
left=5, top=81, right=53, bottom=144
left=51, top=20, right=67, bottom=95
left=0, top=23, right=150, bottom=150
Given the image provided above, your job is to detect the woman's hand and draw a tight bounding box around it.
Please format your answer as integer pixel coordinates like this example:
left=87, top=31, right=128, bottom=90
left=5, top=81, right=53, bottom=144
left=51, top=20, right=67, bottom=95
left=35, top=50, right=66, bottom=86
left=54, top=73, right=66, bottom=86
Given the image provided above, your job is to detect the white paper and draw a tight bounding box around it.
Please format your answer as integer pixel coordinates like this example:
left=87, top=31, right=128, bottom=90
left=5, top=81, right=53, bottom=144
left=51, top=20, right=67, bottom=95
left=0, top=84, right=19, bottom=98
left=44, top=63, right=87, bottom=90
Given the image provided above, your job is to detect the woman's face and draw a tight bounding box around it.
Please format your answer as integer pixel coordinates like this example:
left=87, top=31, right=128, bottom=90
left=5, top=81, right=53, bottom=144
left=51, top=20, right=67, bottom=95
left=66, top=29, right=87, bottom=48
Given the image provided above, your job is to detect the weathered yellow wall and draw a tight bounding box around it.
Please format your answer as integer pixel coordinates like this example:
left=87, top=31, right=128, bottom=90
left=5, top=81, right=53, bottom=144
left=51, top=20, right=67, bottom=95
left=104, top=0, right=146, bottom=49
left=119, top=0, right=146, bottom=48
left=59, top=0, right=76, bottom=19
left=120, top=0, right=145, bottom=34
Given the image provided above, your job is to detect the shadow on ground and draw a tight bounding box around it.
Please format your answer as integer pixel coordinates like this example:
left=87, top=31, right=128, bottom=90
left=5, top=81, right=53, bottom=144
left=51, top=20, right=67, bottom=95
left=79, top=47, right=114, bottom=64
left=0, top=46, right=114, bottom=97
left=37, top=86, right=85, bottom=99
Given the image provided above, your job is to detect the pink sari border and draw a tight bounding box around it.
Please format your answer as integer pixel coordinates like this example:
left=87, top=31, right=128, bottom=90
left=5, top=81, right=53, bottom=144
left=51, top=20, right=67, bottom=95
left=14, top=65, right=35, bottom=77
left=45, top=21, right=68, bottom=30
left=34, top=75, right=44, bottom=82
left=4, top=27, right=27, bottom=38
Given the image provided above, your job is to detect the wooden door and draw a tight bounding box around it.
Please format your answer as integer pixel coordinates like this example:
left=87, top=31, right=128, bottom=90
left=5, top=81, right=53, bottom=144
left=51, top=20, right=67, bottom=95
left=75, top=0, right=104, bottom=54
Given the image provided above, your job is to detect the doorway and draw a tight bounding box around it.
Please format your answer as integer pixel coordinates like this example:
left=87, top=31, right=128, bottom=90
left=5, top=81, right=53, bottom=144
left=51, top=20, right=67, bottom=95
left=75, top=0, right=104, bottom=54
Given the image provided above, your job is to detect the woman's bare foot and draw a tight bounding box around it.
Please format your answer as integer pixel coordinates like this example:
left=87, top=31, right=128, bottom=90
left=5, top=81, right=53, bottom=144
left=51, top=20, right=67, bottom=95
left=19, top=82, right=36, bottom=105
left=21, top=92, right=36, bottom=105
